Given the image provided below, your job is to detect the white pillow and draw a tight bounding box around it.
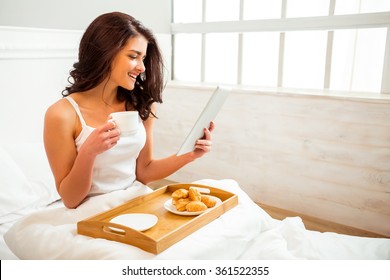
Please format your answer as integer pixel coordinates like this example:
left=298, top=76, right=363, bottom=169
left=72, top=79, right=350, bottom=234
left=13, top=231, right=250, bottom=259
left=2, top=142, right=60, bottom=207
left=0, top=146, right=41, bottom=222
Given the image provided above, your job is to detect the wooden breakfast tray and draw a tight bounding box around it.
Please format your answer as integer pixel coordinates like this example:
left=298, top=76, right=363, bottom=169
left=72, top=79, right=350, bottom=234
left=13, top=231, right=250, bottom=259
left=77, top=183, right=238, bottom=254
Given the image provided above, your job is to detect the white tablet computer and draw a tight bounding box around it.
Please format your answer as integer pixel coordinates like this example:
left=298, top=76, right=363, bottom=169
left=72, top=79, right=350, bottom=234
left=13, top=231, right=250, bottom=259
left=177, top=86, right=231, bottom=156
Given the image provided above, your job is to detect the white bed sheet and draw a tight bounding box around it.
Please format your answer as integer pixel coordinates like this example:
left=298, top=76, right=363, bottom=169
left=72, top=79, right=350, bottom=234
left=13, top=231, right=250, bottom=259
left=1, top=222, right=18, bottom=260
left=0, top=201, right=64, bottom=260
left=3, top=179, right=390, bottom=260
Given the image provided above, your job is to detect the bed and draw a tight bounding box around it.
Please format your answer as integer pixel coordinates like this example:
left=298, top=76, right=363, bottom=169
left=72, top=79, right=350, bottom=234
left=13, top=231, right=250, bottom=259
left=1, top=142, right=389, bottom=260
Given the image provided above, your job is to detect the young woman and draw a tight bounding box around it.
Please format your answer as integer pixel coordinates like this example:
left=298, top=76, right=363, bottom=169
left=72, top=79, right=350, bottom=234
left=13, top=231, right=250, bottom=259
left=44, top=12, right=214, bottom=209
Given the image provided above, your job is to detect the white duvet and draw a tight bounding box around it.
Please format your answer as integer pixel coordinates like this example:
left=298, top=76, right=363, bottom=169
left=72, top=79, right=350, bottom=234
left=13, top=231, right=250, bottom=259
left=4, top=179, right=390, bottom=260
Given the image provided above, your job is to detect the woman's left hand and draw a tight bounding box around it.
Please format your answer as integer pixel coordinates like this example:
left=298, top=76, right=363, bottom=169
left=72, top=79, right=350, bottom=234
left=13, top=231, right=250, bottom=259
left=193, top=121, right=215, bottom=157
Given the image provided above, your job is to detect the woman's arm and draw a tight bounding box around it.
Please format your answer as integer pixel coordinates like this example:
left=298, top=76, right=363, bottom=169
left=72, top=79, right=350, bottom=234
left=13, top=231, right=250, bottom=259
left=135, top=110, right=214, bottom=184
left=43, top=100, right=120, bottom=208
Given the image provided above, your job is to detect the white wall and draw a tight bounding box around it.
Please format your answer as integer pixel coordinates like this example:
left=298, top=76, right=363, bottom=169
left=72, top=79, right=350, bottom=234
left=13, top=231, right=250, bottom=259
left=0, top=27, right=79, bottom=144
left=0, top=0, right=171, bottom=32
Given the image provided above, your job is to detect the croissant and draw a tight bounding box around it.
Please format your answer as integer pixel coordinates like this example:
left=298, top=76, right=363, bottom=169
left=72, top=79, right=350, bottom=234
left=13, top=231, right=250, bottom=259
left=186, top=201, right=207, bottom=212
left=189, top=187, right=201, bottom=202
left=174, top=198, right=190, bottom=212
left=172, top=189, right=189, bottom=200
left=201, top=195, right=217, bottom=208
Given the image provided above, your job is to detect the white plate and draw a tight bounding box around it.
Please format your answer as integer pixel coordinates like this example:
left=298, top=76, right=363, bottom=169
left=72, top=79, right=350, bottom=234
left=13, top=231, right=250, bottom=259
left=164, top=195, right=222, bottom=216
left=109, top=213, right=158, bottom=232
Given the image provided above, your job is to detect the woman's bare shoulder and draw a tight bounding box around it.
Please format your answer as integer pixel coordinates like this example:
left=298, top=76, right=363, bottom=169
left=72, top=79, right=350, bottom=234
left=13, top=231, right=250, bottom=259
left=45, top=98, right=76, bottom=125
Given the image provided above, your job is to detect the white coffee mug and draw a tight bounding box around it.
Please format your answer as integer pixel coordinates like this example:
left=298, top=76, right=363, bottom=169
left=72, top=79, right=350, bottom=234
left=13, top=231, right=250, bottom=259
left=109, top=111, right=139, bottom=136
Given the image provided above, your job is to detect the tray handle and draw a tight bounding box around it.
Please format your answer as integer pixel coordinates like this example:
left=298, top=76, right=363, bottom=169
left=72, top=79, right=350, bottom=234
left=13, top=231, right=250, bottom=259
left=78, top=220, right=157, bottom=249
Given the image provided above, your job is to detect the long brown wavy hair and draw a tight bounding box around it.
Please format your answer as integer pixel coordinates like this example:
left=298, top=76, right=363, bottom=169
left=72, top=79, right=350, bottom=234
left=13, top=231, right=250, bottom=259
left=62, top=12, right=164, bottom=120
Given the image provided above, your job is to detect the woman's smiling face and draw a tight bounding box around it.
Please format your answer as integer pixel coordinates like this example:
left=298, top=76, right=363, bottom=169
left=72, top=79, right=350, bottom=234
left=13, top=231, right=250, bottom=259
left=109, top=35, right=148, bottom=91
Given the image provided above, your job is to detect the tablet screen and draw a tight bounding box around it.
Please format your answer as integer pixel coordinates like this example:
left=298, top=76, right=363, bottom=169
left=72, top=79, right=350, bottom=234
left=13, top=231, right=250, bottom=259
left=177, top=86, right=231, bottom=156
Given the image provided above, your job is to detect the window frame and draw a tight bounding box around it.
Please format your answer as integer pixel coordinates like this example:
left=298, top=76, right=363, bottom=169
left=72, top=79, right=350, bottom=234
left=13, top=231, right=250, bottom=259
left=171, top=0, right=390, bottom=94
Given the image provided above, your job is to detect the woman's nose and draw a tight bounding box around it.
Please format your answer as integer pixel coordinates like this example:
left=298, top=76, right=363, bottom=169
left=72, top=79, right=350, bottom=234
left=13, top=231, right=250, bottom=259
left=137, top=60, right=146, bottom=73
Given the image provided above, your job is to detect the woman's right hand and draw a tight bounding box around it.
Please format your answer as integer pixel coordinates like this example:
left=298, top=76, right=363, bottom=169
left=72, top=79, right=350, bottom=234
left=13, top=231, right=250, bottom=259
left=81, top=121, right=121, bottom=156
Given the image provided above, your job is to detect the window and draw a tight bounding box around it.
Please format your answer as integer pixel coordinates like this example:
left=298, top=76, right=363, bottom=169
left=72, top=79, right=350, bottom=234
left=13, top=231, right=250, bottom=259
left=172, top=0, right=390, bottom=94
left=241, top=32, right=279, bottom=87
left=173, top=34, right=202, bottom=82
left=204, top=33, right=239, bottom=84
left=205, top=0, right=240, bottom=22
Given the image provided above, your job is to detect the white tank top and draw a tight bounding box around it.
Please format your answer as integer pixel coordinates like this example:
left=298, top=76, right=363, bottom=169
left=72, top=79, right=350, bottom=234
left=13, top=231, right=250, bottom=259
left=65, top=96, right=146, bottom=195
